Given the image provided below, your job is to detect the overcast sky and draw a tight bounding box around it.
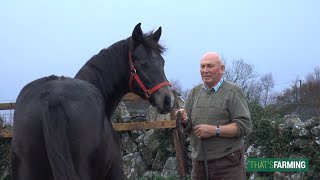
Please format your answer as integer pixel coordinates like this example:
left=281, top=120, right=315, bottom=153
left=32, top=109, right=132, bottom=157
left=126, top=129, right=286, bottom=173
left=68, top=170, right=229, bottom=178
left=1, top=0, right=319, bottom=101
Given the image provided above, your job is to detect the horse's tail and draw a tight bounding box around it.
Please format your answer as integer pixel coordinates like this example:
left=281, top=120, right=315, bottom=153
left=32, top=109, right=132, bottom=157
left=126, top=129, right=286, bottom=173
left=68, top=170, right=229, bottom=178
left=41, top=93, right=79, bottom=180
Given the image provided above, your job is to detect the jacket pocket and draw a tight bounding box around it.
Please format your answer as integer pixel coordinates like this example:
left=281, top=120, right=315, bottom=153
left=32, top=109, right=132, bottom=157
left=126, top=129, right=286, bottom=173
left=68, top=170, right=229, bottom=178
left=226, top=148, right=243, bottom=165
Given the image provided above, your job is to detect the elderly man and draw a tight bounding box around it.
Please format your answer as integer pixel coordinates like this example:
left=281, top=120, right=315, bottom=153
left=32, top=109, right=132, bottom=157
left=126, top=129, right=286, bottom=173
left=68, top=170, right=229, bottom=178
left=177, top=52, right=252, bottom=180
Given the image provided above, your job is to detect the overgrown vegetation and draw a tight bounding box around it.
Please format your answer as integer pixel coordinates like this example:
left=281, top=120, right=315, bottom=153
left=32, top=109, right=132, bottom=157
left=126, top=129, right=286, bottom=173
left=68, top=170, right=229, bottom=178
left=0, top=138, right=11, bottom=180
left=246, top=102, right=293, bottom=158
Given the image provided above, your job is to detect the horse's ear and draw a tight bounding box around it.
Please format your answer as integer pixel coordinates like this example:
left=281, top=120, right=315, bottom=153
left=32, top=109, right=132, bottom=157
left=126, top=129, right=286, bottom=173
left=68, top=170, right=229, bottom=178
left=150, top=27, right=162, bottom=42
left=132, top=23, right=143, bottom=45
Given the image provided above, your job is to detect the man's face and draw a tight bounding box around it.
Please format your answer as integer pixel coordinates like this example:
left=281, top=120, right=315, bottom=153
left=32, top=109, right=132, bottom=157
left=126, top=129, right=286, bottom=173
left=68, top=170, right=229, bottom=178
left=200, top=58, right=224, bottom=88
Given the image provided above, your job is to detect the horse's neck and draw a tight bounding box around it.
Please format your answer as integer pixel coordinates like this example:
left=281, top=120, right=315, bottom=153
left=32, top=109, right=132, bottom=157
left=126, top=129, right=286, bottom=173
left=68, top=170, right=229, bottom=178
left=75, top=43, right=131, bottom=118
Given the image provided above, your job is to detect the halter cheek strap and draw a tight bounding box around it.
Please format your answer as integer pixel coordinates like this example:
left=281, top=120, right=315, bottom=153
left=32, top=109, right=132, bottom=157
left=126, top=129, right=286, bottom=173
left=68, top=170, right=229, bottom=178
left=128, top=51, right=171, bottom=99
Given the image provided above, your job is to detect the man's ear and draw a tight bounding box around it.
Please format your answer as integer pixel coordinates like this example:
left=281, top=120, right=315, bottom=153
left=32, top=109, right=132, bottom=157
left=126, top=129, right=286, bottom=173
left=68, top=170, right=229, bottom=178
left=221, top=64, right=225, bottom=72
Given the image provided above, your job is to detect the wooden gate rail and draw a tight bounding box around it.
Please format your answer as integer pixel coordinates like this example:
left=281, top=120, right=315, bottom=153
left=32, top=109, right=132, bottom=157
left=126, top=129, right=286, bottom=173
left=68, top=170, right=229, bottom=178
left=0, top=129, right=12, bottom=138
left=0, top=102, right=188, bottom=179
left=0, top=102, right=15, bottom=110
left=2, top=120, right=177, bottom=136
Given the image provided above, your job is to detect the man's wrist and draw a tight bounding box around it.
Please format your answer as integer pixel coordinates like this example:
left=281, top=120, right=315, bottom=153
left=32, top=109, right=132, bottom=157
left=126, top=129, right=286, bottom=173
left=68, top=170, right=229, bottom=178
left=215, top=125, right=221, bottom=137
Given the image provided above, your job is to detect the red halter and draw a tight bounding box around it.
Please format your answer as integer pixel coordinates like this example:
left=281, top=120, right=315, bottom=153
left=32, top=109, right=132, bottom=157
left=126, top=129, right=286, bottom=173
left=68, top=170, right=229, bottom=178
left=128, top=51, right=171, bottom=99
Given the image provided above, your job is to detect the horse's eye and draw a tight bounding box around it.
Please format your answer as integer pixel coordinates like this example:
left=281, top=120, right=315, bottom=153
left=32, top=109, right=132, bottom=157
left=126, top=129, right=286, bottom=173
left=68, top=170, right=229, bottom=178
left=139, top=58, right=148, bottom=65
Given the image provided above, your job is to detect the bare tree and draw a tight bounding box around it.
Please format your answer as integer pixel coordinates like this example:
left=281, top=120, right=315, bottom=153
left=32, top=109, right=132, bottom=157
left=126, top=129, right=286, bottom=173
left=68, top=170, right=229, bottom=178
left=260, top=73, right=275, bottom=107
left=224, top=58, right=258, bottom=89
left=223, top=58, right=260, bottom=102
left=301, top=66, right=320, bottom=116
left=0, top=115, right=3, bottom=128
left=274, top=66, right=320, bottom=119
left=170, top=79, right=189, bottom=99
left=245, top=79, right=263, bottom=102
left=305, top=66, right=320, bottom=84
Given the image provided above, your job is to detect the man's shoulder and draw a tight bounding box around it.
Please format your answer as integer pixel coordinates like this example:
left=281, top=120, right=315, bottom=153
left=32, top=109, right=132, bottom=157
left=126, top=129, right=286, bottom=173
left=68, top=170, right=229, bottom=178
left=221, top=80, right=245, bottom=96
left=222, top=80, right=240, bottom=89
left=192, top=84, right=203, bottom=91
left=189, top=84, right=203, bottom=96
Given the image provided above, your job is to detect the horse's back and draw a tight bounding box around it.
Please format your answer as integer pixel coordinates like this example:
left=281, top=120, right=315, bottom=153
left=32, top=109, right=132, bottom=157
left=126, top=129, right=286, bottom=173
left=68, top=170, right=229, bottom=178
left=11, top=75, right=113, bottom=180
left=13, top=75, right=104, bottom=142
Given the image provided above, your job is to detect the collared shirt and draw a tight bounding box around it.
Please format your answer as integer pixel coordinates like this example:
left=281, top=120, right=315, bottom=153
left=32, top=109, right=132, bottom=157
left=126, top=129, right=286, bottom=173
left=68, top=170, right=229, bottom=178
left=202, top=78, right=224, bottom=93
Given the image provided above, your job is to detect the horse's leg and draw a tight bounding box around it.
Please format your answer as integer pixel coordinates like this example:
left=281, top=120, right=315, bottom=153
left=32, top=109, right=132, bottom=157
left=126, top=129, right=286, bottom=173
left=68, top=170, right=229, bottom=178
left=11, top=140, right=52, bottom=180
left=11, top=108, right=53, bottom=180
left=104, top=128, right=125, bottom=180
left=65, top=101, right=110, bottom=180
left=105, top=153, right=125, bottom=180
left=76, top=146, right=107, bottom=180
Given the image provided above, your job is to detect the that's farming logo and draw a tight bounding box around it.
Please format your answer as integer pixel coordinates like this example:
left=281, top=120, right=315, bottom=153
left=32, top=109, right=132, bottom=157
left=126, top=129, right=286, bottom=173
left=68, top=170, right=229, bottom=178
left=246, top=158, right=309, bottom=172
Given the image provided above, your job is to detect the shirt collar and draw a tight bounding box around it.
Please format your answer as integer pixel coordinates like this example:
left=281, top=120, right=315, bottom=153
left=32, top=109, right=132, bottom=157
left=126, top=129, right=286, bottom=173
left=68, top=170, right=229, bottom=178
left=202, top=78, right=224, bottom=92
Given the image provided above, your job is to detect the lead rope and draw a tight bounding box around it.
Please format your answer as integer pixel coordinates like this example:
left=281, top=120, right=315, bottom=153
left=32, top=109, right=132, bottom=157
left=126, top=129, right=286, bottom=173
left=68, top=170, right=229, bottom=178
left=201, top=140, right=209, bottom=180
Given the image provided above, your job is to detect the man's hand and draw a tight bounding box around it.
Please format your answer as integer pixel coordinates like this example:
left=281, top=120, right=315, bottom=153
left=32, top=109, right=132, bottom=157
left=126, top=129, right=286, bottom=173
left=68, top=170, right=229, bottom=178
left=175, top=109, right=188, bottom=124
left=194, top=124, right=214, bottom=138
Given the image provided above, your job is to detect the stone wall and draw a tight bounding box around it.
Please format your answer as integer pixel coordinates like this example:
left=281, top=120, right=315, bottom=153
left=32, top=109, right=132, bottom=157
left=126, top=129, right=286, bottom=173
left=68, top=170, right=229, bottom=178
left=113, top=97, right=187, bottom=179
left=247, top=115, right=320, bottom=179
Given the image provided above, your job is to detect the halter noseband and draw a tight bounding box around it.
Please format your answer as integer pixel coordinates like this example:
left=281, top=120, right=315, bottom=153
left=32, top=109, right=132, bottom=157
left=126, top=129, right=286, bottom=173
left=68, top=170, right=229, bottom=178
left=128, top=51, right=171, bottom=99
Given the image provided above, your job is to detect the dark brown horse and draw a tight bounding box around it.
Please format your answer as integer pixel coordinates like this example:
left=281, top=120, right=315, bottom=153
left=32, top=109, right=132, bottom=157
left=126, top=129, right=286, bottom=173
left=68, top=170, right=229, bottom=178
left=11, top=23, right=174, bottom=180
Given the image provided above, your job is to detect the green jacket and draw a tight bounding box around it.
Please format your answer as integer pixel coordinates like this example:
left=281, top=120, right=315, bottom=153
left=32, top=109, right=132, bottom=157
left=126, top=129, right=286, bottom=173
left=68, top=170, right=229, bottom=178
left=184, top=80, right=252, bottom=160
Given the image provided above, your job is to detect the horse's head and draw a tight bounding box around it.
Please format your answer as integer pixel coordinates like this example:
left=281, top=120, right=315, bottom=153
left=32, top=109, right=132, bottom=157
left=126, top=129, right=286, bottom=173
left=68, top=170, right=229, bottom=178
left=129, top=23, right=174, bottom=114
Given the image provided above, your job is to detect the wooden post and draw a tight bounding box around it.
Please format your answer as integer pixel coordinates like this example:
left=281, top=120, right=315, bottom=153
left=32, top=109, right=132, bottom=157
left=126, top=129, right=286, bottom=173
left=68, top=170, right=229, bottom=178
left=171, top=115, right=187, bottom=179
left=171, top=94, right=189, bottom=179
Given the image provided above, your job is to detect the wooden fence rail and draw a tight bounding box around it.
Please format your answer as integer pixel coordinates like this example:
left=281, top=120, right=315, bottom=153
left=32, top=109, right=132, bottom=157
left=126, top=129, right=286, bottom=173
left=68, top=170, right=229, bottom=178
left=0, top=102, right=188, bottom=179
left=0, top=102, right=15, bottom=110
